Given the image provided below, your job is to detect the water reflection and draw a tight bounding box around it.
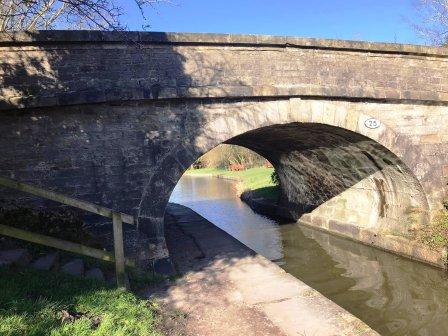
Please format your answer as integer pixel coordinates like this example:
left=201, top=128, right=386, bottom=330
left=170, top=175, right=448, bottom=336
left=281, top=224, right=448, bottom=336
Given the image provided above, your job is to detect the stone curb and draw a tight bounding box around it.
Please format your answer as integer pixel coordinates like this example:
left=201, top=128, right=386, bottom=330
left=0, top=31, right=446, bottom=58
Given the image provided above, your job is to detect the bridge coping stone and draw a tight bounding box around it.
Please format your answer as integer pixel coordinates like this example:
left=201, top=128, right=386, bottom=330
left=0, top=30, right=447, bottom=57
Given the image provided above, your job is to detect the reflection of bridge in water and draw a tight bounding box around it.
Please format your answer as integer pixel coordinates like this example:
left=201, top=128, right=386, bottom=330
left=282, top=224, right=448, bottom=336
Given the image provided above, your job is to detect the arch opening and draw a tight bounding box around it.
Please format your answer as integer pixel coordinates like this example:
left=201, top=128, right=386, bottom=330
left=225, top=122, right=429, bottom=238
left=153, top=121, right=430, bottom=253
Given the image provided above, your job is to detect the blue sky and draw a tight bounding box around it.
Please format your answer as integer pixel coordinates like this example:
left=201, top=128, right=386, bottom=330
left=119, top=0, right=426, bottom=45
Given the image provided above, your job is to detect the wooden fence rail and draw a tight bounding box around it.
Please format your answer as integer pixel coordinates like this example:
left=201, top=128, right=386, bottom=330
left=0, top=177, right=134, bottom=224
left=0, top=176, right=136, bottom=288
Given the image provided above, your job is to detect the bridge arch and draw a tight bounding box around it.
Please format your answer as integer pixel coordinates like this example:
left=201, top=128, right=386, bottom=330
left=1, top=31, right=446, bottom=266
left=138, top=98, right=430, bottom=255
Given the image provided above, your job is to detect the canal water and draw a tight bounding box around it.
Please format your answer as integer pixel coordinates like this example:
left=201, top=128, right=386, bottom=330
left=170, top=175, right=448, bottom=336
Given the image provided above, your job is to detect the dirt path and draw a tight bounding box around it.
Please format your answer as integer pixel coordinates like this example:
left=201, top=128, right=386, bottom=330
left=144, top=203, right=379, bottom=336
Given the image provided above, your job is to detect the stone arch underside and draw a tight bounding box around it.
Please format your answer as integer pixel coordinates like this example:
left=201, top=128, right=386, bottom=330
left=138, top=98, right=431, bottom=259
left=228, top=123, right=429, bottom=237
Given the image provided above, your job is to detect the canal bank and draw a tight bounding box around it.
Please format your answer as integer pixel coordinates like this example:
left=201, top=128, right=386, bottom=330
left=149, top=203, right=378, bottom=336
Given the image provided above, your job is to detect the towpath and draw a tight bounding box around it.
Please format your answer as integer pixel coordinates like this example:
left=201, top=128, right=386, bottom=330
left=144, top=203, right=379, bottom=336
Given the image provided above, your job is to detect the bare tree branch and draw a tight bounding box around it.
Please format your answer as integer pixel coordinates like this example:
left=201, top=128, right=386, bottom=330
left=0, top=0, right=167, bottom=31
left=414, top=0, right=448, bottom=45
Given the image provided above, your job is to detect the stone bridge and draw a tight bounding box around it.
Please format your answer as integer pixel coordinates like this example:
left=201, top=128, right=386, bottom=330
left=1, top=31, right=447, bottom=268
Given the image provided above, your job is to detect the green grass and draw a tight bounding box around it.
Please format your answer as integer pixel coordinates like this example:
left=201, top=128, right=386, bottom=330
left=0, top=267, right=162, bottom=336
left=419, top=210, right=448, bottom=249
left=186, top=167, right=280, bottom=200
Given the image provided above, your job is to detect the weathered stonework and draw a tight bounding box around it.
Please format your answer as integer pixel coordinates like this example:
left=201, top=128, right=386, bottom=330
left=0, top=31, right=447, bottom=264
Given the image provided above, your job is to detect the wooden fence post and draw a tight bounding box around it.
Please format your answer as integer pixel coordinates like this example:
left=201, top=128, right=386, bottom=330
left=112, top=212, right=127, bottom=289
left=0, top=176, right=136, bottom=289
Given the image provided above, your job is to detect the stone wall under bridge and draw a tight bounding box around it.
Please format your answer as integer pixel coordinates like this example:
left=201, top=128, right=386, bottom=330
left=0, top=31, right=447, bottom=270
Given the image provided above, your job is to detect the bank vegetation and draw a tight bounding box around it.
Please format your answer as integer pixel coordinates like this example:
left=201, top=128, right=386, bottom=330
left=187, top=145, right=280, bottom=201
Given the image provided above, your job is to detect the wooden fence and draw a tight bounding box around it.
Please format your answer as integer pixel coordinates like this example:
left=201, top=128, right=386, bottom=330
left=0, top=176, right=135, bottom=288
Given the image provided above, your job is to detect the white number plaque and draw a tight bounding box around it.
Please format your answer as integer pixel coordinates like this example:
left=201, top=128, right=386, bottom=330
left=364, top=118, right=381, bottom=129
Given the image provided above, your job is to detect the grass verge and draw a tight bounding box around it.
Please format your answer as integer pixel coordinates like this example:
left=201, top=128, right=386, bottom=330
left=0, top=267, right=162, bottom=336
left=185, top=167, right=280, bottom=200
left=419, top=209, right=448, bottom=249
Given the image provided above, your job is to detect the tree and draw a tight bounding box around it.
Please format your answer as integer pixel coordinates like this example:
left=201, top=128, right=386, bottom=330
left=198, top=144, right=266, bottom=170
left=414, top=0, right=448, bottom=45
left=0, top=0, right=164, bottom=31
